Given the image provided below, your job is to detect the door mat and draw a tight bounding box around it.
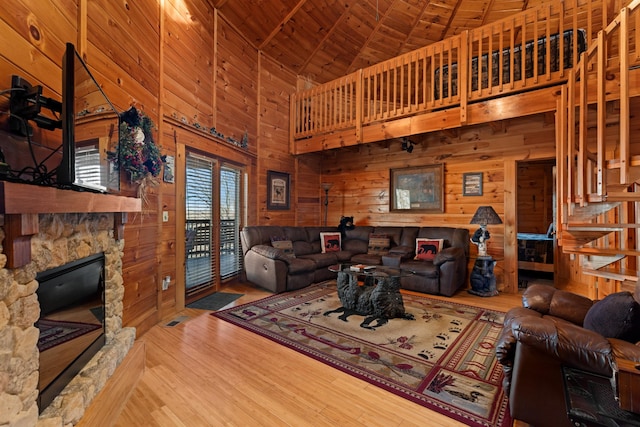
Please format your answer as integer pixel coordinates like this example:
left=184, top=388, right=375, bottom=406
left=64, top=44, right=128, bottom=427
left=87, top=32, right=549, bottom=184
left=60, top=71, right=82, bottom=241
left=187, top=292, right=243, bottom=311
left=213, top=282, right=511, bottom=427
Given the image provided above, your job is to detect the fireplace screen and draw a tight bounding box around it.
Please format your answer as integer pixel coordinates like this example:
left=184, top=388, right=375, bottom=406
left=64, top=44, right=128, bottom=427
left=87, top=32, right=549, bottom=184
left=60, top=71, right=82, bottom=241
left=35, top=252, right=106, bottom=412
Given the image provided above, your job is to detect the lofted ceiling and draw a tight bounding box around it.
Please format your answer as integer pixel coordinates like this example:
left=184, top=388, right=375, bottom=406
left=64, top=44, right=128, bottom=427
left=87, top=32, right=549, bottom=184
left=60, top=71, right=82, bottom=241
left=209, top=0, right=557, bottom=84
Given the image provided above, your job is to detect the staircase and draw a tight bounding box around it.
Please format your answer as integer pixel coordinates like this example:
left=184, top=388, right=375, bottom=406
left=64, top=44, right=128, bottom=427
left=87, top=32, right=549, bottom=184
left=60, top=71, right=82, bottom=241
left=557, top=0, right=640, bottom=298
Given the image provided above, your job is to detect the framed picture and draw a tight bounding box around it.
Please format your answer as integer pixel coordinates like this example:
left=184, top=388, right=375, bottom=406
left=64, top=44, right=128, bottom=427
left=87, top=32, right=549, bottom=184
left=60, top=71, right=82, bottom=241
left=463, top=172, right=483, bottom=196
left=390, top=164, right=444, bottom=212
left=267, top=170, right=290, bottom=210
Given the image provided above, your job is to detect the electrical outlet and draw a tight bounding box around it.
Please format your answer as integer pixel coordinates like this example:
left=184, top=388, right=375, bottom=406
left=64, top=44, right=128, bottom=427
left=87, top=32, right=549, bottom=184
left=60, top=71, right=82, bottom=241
left=162, top=211, right=169, bottom=222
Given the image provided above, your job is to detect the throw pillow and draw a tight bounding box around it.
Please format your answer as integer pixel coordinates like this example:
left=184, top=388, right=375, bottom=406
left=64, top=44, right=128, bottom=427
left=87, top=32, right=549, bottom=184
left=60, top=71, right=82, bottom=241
left=320, top=232, right=341, bottom=253
left=271, top=239, right=295, bottom=258
left=414, top=238, right=443, bottom=261
left=368, top=234, right=390, bottom=255
left=583, top=292, right=640, bottom=343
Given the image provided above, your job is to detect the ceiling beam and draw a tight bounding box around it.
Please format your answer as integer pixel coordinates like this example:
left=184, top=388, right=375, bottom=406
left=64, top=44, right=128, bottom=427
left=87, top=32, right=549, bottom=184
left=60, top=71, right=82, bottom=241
left=258, top=0, right=308, bottom=51
left=398, top=0, right=435, bottom=54
left=346, top=0, right=398, bottom=74
left=299, top=1, right=353, bottom=76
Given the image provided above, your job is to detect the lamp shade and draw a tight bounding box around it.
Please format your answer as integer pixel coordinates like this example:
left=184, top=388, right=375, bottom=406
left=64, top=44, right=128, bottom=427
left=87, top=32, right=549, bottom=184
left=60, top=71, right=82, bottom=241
left=321, top=182, right=333, bottom=192
left=470, top=206, right=502, bottom=225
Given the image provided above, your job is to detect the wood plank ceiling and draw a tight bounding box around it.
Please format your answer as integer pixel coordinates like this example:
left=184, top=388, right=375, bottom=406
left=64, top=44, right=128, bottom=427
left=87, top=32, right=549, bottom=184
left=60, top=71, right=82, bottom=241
left=208, top=0, right=553, bottom=84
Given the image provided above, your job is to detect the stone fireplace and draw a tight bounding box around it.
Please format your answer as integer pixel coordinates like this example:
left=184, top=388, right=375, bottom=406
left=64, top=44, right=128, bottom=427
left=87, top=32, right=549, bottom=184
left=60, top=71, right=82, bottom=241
left=0, top=182, right=140, bottom=426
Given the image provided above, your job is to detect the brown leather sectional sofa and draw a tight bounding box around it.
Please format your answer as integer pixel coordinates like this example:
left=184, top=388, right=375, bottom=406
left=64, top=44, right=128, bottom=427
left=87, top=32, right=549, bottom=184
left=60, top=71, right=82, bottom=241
left=240, top=225, right=469, bottom=296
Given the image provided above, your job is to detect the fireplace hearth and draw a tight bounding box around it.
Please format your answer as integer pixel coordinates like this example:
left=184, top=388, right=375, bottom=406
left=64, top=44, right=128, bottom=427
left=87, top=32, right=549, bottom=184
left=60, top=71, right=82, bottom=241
left=0, top=182, right=141, bottom=427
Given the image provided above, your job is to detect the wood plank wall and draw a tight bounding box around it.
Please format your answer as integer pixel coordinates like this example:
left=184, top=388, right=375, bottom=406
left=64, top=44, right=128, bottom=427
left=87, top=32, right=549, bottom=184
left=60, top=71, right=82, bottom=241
left=0, top=0, right=310, bottom=335
left=318, top=113, right=557, bottom=291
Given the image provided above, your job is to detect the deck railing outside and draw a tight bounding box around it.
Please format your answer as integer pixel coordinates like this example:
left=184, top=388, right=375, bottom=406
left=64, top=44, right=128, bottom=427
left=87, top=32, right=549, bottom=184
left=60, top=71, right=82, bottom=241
left=291, top=0, right=612, bottom=145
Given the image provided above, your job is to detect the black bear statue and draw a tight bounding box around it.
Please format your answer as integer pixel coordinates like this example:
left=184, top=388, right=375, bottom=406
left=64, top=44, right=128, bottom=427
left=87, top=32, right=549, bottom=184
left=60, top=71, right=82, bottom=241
left=338, top=216, right=355, bottom=237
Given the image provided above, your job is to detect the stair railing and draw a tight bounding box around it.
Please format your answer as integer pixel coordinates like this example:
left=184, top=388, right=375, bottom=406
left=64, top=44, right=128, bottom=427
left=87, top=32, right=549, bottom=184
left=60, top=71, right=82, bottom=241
left=557, top=0, right=640, bottom=295
left=560, top=0, right=640, bottom=220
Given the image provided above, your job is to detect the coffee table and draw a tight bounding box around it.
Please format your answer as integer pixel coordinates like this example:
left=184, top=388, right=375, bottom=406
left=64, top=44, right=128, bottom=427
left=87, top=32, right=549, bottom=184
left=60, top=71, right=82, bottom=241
left=325, top=264, right=415, bottom=329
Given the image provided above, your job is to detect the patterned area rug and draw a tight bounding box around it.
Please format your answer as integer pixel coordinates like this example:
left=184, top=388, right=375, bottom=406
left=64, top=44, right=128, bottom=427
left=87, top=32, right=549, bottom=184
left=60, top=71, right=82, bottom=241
left=36, top=319, right=101, bottom=352
left=214, top=282, right=511, bottom=427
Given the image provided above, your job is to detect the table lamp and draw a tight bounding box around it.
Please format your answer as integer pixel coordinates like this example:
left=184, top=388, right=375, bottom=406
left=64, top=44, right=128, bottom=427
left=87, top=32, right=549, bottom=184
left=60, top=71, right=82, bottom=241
left=470, top=206, right=502, bottom=257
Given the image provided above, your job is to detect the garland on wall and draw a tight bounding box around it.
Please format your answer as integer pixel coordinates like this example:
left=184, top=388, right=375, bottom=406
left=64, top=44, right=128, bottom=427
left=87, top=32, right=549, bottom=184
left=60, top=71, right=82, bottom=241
left=170, top=112, right=249, bottom=149
left=108, top=106, right=165, bottom=199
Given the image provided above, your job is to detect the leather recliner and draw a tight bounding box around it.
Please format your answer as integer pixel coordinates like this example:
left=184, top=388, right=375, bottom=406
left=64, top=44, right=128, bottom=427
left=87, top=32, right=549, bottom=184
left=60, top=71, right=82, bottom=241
left=496, top=284, right=640, bottom=427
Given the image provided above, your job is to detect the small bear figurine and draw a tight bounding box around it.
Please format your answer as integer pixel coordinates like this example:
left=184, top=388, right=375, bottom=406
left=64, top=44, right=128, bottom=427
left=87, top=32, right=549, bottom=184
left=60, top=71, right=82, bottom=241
left=338, top=216, right=355, bottom=237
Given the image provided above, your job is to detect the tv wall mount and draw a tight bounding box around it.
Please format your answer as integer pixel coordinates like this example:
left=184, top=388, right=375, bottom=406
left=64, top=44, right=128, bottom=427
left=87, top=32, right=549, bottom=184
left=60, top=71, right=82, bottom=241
left=9, top=75, right=62, bottom=136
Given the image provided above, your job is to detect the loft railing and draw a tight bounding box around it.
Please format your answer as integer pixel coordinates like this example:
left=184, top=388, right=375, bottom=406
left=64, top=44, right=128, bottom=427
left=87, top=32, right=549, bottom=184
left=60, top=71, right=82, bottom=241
left=291, top=0, right=615, bottom=148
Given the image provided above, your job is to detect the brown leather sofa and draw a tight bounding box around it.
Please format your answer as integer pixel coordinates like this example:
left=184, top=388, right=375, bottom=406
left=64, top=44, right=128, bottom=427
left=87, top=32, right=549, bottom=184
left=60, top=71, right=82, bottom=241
left=240, top=225, right=469, bottom=295
left=496, top=284, right=640, bottom=427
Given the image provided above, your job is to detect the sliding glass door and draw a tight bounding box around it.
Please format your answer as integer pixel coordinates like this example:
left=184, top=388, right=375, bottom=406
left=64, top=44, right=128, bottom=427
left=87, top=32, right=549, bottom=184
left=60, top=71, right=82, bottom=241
left=219, top=166, right=242, bottom=280
left=185, top=152, right=244, bottom=297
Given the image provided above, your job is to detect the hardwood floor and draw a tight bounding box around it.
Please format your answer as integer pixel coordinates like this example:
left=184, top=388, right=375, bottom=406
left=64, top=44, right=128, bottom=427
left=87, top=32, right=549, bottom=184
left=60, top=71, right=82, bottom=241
left=108, top=282, right=526, bottom=426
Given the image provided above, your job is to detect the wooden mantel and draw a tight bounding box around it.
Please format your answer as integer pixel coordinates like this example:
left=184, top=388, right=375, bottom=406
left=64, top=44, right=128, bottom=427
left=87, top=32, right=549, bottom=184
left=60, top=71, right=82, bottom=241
left=0, top=181, right=141, bottom=268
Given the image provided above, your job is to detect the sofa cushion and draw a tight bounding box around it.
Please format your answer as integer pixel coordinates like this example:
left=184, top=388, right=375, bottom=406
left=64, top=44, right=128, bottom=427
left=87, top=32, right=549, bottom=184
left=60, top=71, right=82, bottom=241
left=388, top=245, right=414, bottom=259
left=283, top=226, right=308, bottom=243
left=299, top=252, right=338, bottom=268
left=343, top=239, right=368, bottom=254
left=350, top=253, right=383, bottom=265
left=344, top=226, right=373, bottom=241
left=271, top=237, right=295, bottom=258
left=400, top=259, right=438, bottom=278
left=373, top=227, right=403, bottom=247
left=251, top=244, right=289, bottom=261
left=320, top=232, right=341, bottom=253
left=368, top=234, right=390, bottom=255
left=287, top=257, right=317, bottom=274
left=292, top=240, right=315, bottom=256
left=415, top=238, right=443, bottom=261
left=399, top=227, right=420, bottom=247
left=334, top=251, right=353, bottom=262
left=584, top=292, right=640, bottom=343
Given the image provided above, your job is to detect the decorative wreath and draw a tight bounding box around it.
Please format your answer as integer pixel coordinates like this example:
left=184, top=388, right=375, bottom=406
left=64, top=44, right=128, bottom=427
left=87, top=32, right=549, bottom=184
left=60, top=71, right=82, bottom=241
left=108, top=106, right=164, bottom=184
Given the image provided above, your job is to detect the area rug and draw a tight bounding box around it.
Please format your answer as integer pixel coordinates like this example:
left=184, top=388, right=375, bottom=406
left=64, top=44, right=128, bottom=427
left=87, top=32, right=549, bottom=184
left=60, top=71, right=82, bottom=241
left=213, top=282, right=511, bottom=427
left=36, top=319, right=101, bottom=352
left=187, top=292, right=243, bottom=311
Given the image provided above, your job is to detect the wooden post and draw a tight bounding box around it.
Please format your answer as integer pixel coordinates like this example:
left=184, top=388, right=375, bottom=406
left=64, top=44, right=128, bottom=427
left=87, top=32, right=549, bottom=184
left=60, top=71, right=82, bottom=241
left=596, top=31, right=606, bottom=196
left=504, top=160, right=518, bottom=293
left=459, top=31, right=468, bottom=125
left=355, top=69, right=362, bottom=144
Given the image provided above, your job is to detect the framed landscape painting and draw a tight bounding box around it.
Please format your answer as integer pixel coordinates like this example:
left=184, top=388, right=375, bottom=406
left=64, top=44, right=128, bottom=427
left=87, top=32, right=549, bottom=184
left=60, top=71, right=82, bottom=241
left=267, top=170, right=290, bottom=210
left=390, top=164, right=444, bottom=212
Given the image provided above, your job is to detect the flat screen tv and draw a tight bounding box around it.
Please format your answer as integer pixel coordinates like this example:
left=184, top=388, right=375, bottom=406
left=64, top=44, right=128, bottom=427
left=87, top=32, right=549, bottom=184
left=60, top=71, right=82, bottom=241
left=58, top=42, right=120, bottom=192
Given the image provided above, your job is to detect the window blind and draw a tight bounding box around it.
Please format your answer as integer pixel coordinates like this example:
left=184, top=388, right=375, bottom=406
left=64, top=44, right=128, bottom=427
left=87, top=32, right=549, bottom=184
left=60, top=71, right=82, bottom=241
left=185, top=153, right=216, bottom=294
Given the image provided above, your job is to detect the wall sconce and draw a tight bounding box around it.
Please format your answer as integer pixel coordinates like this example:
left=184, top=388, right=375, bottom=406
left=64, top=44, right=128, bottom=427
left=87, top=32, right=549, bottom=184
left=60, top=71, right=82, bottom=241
left=321, top=182, right=333, bottom=226
left=401, top=137, right=414, bottom=153
left=470, top=206, right=502, bottom=257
